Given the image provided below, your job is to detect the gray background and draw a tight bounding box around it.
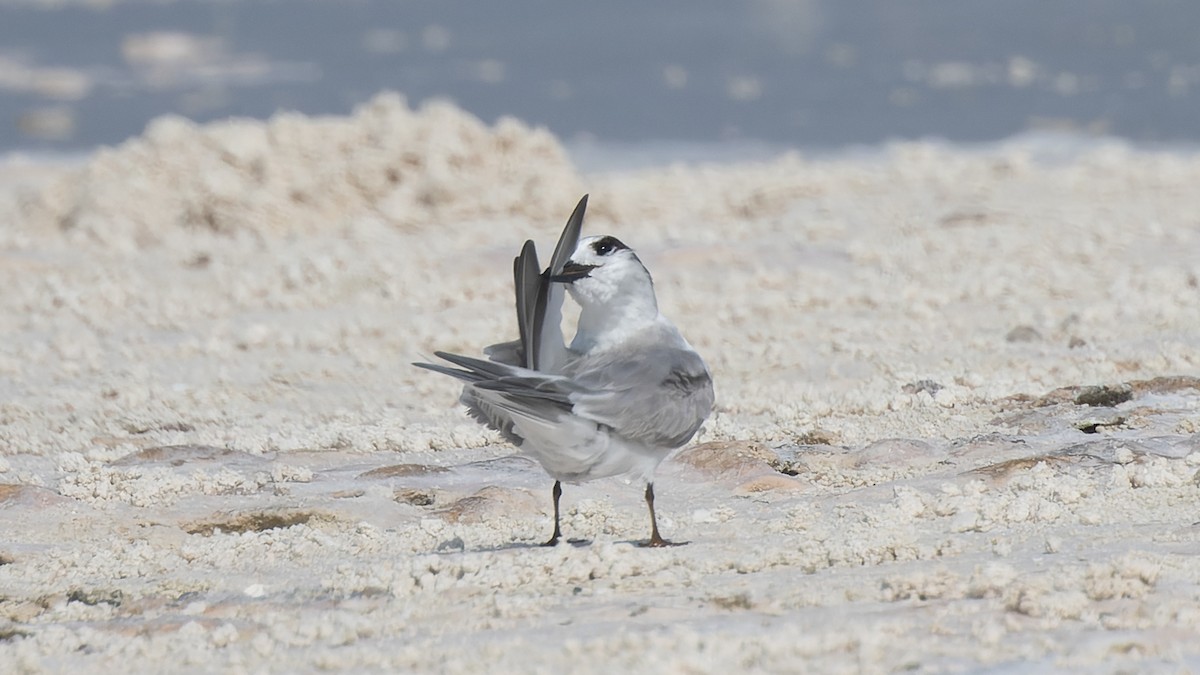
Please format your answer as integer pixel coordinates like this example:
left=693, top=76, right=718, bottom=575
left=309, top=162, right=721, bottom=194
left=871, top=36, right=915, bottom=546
left=2, top=0, right=1198, bottom=154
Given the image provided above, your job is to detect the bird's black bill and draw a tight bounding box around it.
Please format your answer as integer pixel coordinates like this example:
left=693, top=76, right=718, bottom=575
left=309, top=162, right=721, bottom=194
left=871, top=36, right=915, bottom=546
left=549, top=261, right=596, bottom=283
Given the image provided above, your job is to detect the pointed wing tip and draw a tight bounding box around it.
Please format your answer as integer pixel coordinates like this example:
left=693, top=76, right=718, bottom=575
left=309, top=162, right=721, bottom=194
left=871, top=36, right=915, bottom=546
left=550, top=194, right=588, bottom=270
left=414, top=355, right=450, bottom=369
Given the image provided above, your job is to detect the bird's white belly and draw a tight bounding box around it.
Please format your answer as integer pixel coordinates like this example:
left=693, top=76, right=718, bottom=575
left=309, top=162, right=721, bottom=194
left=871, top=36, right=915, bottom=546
left=519, top=424, right=664, bottom=484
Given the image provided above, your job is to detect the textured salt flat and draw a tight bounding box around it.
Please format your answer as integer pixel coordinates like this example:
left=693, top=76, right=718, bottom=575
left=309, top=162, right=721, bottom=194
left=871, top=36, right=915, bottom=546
left=1, top=95, right=1199, bottom=673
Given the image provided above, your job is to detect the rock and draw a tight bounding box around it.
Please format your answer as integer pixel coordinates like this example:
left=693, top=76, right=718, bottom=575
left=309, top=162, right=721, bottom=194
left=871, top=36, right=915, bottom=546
left=0, top=484, right=70, bottom=507
left=184, top=509, right=329, bottom=535
left=435, top=486, right=540, bottom=524
left=358, top=464, right=450, bottom=479
left=671, top=441, right=780, bottom=480
left=733, top=474, right=807, bottom=494
left=1005, top=325, right=1042, bottom=343
left=1074, top=384, right=1133, bottom=407
left=902, top=380, right=943, bottom=396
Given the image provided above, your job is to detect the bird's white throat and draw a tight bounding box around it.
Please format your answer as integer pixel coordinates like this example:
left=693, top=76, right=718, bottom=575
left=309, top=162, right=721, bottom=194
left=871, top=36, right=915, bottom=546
left=569, top=283, right=661, bottom=353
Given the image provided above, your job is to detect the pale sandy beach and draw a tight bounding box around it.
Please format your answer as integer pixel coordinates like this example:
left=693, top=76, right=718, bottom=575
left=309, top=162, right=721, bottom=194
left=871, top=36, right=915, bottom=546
left=1, top=95, right=1200, bottom=672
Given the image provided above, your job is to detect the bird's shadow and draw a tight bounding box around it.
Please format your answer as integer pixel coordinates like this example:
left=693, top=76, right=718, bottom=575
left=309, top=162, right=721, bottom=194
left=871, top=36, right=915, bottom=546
left=624, top=539, right=690, bottom=549
left=435, top=536, right=691, bottom=555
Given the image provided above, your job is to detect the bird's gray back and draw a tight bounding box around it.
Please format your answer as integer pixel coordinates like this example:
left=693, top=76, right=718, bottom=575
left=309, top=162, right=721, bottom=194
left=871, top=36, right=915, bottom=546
left=565, top=327, right=714, bottom=450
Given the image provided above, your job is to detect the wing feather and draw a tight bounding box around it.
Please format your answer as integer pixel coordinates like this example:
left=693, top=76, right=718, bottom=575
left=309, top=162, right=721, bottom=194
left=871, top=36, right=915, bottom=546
left=534, top=194, right=587, bottom=373
left=513, top=239, right=541, bottom=369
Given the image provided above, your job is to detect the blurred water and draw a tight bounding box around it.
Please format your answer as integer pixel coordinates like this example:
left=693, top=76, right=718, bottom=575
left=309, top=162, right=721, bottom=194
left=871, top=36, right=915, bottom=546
left=1, top=0, right=1198, bottom=155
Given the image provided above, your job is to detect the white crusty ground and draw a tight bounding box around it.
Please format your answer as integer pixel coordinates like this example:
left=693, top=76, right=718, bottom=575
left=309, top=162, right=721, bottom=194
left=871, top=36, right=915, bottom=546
left=1, top=94, right=1199, bottom=673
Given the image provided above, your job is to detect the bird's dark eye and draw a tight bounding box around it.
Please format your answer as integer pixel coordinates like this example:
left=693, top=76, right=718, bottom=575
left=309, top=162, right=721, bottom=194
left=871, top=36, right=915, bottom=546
left=591, top=236, right=626, bottom=257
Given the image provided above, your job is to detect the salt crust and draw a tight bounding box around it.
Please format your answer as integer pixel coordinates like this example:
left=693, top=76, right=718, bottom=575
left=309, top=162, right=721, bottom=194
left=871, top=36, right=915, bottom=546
left=2, top=96, right=1199, bottom=671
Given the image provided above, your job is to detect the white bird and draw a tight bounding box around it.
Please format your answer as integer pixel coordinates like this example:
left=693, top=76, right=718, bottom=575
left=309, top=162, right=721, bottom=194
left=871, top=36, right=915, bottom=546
left=416, top=195, right=714, bottom=547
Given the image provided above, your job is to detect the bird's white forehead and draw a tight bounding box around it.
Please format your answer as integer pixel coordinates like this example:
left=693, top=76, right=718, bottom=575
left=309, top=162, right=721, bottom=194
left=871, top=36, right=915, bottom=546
left=569, top=236, right=599, bottom=260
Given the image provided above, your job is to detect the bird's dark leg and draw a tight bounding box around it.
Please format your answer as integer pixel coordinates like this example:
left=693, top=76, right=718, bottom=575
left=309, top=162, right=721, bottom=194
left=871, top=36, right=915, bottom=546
left=641, top=482, right=683, bottom=547
left=541, top=480, right=563, bottom=546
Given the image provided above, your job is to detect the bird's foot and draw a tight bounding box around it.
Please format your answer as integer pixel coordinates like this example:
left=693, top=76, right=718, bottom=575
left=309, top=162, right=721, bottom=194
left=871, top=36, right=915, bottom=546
left=638, top=535, right=687, bottom=548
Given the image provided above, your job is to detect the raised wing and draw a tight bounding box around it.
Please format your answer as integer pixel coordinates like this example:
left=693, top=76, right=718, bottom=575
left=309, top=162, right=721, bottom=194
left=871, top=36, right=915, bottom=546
left=416, top=196, right=593, bottom=446
left=532, top=195, right=587, bottom=373
left=513, top=239, right=541, bottom=368
left=493, top=194, right=587, bottom=373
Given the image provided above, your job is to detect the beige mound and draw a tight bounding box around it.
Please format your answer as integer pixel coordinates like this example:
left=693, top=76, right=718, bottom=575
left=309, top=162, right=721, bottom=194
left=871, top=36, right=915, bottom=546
left=17, top=92, right=583, bottom=248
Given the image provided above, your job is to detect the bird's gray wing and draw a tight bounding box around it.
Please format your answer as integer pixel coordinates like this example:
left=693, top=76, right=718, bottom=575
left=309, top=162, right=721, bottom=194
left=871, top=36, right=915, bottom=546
left=415, top=344, right=713, bottom=451
left=428, top=196, right=588, bottom=442
left=414, top=351, right=579, bottom=436
left=478, top=242, right=536, bottom=369
left=487, top=194, right=586, bottom=372
left=568, top=344, right=715, bottom=449
left=413, top=351, right=566, bottom=445
left=532, top=194, right=587, bottom=373
left=513, top=239, right=541, bottom=369
left=482, top=339, right=522, bottom=366
left=429, top=352, right=575, bottom=402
